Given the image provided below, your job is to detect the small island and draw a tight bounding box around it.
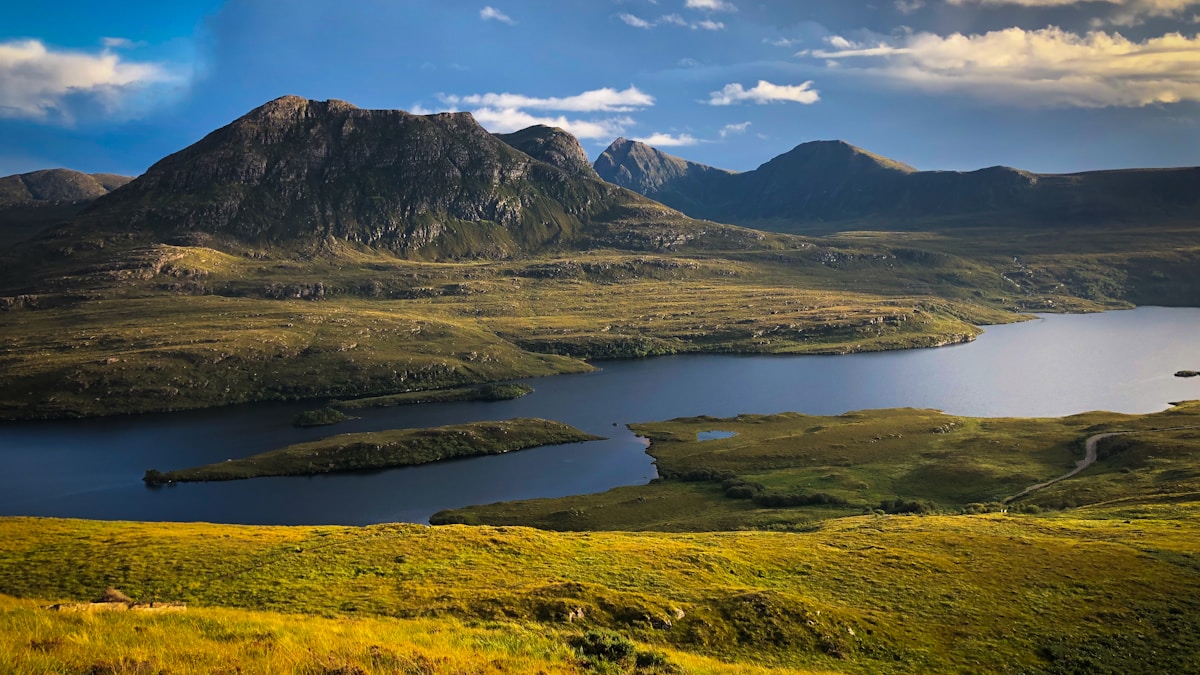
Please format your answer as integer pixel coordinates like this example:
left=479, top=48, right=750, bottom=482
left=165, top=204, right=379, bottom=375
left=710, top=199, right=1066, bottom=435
left=1177, top=370, right=1199, bottom=378
left=145, top=418, right=601, bottom=484
left=292, top=383, right=536, bottom=427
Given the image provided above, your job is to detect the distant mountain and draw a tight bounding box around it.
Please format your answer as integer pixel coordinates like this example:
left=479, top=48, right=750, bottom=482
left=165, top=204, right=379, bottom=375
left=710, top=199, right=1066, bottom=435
left=494, top=125, right=599, bottom=179
left=594, top=138, right=1200, bottom=232
left=0, top=169, right=133, bottom=247
left=41, top=97, right=760, bottom=259
left=0, top=169, right=132, bottom=204
left=593, top=138, right=735, bottom=218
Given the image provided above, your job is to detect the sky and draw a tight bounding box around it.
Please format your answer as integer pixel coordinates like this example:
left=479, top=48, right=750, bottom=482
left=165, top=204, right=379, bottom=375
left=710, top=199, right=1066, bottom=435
left=2, top=0, right=1200, bottom=177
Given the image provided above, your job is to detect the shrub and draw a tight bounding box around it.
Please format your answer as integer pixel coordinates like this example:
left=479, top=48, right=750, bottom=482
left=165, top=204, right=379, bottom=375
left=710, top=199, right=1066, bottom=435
left=571, top=629, right=637, bottom=665
left=879, top=498, right=934, bottom=514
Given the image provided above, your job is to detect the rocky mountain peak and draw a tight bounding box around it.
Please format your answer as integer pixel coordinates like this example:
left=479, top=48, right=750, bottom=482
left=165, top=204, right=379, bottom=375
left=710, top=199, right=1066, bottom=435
left=495, top=125, right=599, bottom=179
left=41, top=96, right=749, bottom=259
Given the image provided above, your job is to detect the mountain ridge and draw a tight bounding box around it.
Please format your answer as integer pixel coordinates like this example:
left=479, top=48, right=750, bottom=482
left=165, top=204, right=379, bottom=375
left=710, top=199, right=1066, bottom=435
left=594, top=137, right=1200, bottom=231
left=31, top=96, right=764, bottom=263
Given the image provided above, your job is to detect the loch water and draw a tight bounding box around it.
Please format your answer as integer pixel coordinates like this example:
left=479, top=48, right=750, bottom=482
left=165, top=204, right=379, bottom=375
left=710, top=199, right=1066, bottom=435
left=0, top=306, right=1197, bottom=525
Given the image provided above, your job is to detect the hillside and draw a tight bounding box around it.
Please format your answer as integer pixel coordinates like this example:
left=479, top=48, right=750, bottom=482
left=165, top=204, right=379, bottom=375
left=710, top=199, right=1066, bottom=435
left=0, top=169, right=133, bottom=247
left=3, top=498, right=1199, bottom=673
left=594, top=138, right=1200, bottom=233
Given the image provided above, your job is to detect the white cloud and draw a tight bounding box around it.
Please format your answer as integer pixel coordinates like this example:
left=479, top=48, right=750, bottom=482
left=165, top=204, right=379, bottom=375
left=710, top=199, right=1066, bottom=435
left=707, top=80, right=821, bottom=105
left=944, top=0, right=1200, bottom=25
left=719, top=121, right=752, bottom=137
left=686, top=0, right=737, bottom=11
left=429, top=85, right=656, bottom=140
left=100, top=37, right=143, bottom=49
left=805, top=27, right=1200, bottom=108
left=632, top=132, right=701, bottom=146
left=441, top=86, right=654, bottom=112
left=617, top=12, right=726, bottom=29
left=472, top=107, right=634, bottom=139
left=895, top=0, right=926, bottom=13
left=619, top=13, right=654, bottom=28
left=0, top=39, right=182, bottom=124
left=480, top=6, right=515, bottom=24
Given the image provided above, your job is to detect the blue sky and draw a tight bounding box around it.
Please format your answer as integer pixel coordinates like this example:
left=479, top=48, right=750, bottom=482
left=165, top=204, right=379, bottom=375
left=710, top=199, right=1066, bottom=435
left=2, top=0, right=1200, bottom=176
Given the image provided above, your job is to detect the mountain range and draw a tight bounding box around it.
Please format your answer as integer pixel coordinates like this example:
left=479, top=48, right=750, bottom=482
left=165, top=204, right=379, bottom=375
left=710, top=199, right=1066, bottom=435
left=594, top=138, right=1200, bottom=232
left=21, top=96, right=760, bottom=266
left=5, top=98, right=1198, bottom=259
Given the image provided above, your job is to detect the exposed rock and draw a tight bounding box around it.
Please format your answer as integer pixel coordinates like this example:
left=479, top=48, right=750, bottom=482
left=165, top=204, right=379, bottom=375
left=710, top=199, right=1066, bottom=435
left=496, top=125, right=600, bottom=179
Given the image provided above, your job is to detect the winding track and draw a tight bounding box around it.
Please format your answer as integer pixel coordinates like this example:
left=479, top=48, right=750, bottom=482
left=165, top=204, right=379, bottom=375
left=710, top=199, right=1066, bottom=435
left=1004, top=425, right=1200, bottom=504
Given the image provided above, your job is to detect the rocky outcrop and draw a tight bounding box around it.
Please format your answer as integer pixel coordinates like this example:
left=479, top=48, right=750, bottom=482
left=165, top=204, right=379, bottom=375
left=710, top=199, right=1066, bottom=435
left=496, top=125, right=600, bottom=179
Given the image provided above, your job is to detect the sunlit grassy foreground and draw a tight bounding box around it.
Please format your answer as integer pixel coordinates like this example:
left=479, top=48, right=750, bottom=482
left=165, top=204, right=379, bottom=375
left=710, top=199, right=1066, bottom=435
left=2, top=505, right=1199, bottom=673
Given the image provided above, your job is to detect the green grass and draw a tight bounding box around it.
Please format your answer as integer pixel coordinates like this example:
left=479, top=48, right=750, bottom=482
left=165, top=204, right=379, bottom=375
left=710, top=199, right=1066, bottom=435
left=2, top=507, right=1200, bottom=673
left=436, top=403, right=1200, bottom=532
left=293, top=406, right=357, bottom=427
left=0, top=594, right=806, bottom=675
left=144, top=418, right=603, bottom=483
left=332, top=382, right=534, bottom=410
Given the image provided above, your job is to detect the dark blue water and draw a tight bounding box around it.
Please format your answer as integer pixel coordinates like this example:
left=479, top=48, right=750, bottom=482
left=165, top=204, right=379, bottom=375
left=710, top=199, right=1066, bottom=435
left=0, top=306, right=1196, bottom=525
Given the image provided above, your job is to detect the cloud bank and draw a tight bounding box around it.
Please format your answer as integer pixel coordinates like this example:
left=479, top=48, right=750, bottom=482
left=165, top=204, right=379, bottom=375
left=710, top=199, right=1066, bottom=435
left=805, top=27, right=1200, bottom=107
left=944, top=0, right=1200, bottom=25
left=0, top=39, right=181, bottom=124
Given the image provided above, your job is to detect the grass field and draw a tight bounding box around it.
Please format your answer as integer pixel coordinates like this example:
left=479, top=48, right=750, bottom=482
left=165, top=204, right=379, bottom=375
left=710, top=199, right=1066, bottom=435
left=436, top=402, right=1200, bottom=531
left=1, top=505, right=1199, bottom=673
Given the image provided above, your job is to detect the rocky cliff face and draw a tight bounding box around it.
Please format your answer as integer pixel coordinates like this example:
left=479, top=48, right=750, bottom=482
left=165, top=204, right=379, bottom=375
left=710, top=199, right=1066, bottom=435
left=594, top=138, right=1200, bottom=231
left=495, top=125, right=599, bottom=179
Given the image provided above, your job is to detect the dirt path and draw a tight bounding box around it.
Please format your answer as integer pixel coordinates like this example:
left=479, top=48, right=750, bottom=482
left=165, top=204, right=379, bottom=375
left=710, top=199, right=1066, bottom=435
left=1005, top=425, right=1200, bottom=504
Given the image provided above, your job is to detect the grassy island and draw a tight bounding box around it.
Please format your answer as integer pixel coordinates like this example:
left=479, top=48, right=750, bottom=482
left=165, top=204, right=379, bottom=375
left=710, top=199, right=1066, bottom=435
left=434, top=402, right=1200, bottom=531
left=332, top=382, right=534, bottom=410
left=144, top=418, right=601, bottom=484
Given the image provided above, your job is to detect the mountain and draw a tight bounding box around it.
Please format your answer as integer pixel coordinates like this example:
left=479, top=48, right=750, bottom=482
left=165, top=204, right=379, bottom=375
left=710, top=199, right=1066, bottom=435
left=593, top=138, right=735, bottom=218
left=494, top=125, right=599, bottom=179
left=594, top=138, right=1200, bottom=232
left=0, top=169, right=133, bottom=247
left=39, top=96, right=757, bottom=261
left=0, top=169, right=131, bottom=203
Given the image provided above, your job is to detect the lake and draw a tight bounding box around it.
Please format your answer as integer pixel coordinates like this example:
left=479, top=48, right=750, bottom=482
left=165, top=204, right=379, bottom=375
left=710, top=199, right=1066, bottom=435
left=0, top=306, right=1196, bottom=525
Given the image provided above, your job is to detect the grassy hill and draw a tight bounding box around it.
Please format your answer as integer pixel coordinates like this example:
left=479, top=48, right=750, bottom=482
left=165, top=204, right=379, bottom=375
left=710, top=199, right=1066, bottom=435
left=2, top=503, right=1199, bottom=673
